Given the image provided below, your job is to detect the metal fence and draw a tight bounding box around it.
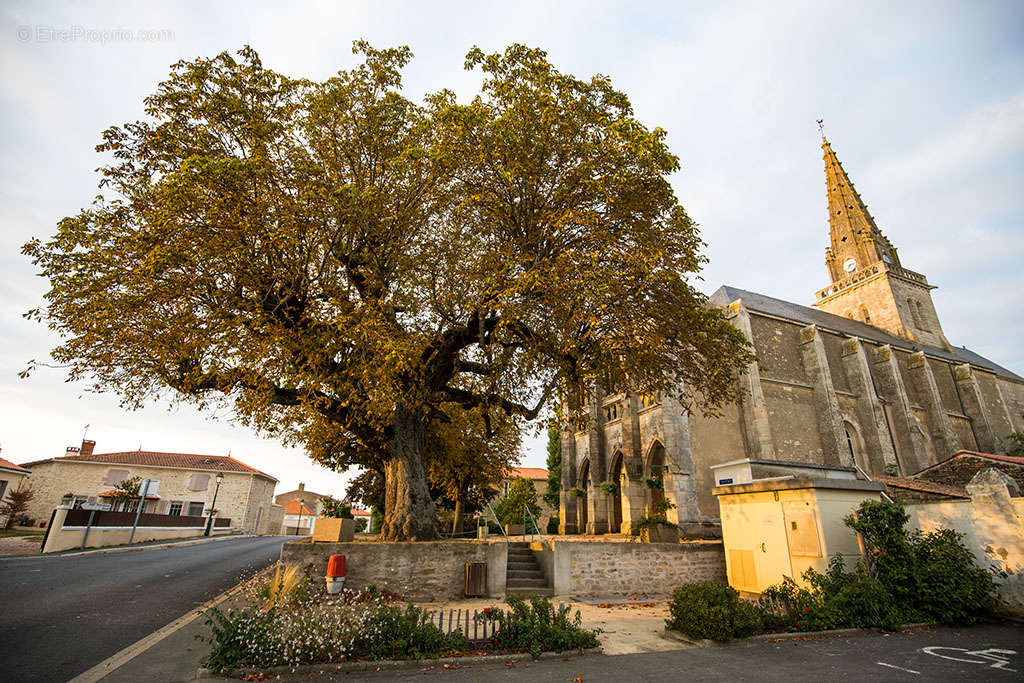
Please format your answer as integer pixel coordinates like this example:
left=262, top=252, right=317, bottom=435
left=426, top=603, right=569, bottom=642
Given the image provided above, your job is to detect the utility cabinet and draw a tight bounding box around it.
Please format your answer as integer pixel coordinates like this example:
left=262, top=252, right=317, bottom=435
left=714, top=474, right=884, bottom=595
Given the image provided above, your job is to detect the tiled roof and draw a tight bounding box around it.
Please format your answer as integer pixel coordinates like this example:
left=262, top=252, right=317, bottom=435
left=508, top=467, right=548, bottom=480
left=873, top=474, right=968, bottom=499
left=911, top=450, right=1024, bottom=478
left=710, top=286, right=1024, bottom=382
left=97, top=490, right=160, bottom=500
left=0, top=456, right=29, bottom=473
left=283, top=500, right=314, bottom=515
left=20, top=451, right=278, bottom=482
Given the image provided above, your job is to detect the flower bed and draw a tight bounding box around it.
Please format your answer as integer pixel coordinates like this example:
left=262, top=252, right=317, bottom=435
left=200, top=563, right=599, bottom=674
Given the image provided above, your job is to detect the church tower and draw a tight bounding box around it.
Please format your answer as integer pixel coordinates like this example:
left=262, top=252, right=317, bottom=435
left=812, top=135, right=952, bottom=350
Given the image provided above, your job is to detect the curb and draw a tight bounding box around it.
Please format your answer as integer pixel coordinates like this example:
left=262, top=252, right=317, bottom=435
left=67, top=564, right=277, bottom=683
left=196, top=647, right=604, bottom=679
left=747, top=622, right=935, bottom=642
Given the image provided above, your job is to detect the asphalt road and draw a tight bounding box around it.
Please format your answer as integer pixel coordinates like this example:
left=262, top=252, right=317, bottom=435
left=276, top=623, right=1024, bottom=682
left=0, top=535, right=288, bottom=683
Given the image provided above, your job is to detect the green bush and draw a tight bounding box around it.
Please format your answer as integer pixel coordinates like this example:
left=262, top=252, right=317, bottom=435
left=546, top=515, right=559, bottom=535
left=760, top=500, right=997, bottom=633
left=354, top=517, right=368, bottom=533
left=846, top=500, right=996, bottom=625
left=666, top=582, right=762, bottom=642
left=353, top=603, right=466, bottom=661
left=477, top=596, right=600, bottom=659
left=494, top=477, right=541, bottom=526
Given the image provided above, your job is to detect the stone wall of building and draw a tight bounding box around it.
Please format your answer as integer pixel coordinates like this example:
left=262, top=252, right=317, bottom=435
left=20, top=460, right=273, bottom=532
left=280, top=539, right=507, bottom=600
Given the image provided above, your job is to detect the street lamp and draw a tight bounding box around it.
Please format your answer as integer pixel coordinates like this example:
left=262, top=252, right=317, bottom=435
left=204, top=472, right=225, bottom=537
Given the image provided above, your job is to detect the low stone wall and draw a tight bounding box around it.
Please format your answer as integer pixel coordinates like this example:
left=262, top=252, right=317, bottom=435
left=549, top=540, right=726, bottom=596
left=280, top=539, right=507, bottom=600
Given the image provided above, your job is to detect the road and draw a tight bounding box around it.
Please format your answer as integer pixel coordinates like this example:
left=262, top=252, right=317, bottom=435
left=0, top=535, right=288, bottom=683
left=273, top=623, right=1024, bottom=682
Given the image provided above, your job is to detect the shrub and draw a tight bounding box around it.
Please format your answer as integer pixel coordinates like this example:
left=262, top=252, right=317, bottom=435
left=759, top=500, right=998, bottom=633
left=493, top=477, right=541, bottom=526
left=846, top=500, right=996, bottom=624
left=477, top=596, right=600, bottom=659
left=546, top=515, right=559, bottom=535
left=354, top=517, right=368, bottom=533
left=354, top=603, right=466, bottom=660
left=666, top=582, right=761, bottom=642
left=320, top=497, right=353, bottom=519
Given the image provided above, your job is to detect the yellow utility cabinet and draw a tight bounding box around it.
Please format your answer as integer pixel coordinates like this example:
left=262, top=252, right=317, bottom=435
left=714, top=476, right=884, bottom=595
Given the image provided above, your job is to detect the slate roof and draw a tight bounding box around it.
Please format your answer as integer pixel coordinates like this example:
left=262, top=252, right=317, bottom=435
left=710, top=285, right=1024, bottom=382
left=19, top=451, right=278, bottom=482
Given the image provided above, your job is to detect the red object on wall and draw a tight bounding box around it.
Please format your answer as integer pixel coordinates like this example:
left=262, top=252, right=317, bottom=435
left=327, top=554, right=346, bottom=578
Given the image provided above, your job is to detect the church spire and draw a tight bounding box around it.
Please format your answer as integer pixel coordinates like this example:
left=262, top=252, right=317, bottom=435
left=813, top=131, right=951, bottom=351
left=822, top=135, right=899, bottom=282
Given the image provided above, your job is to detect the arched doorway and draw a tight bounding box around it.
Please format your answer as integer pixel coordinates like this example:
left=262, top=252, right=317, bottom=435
left=647, top=442, right=667, bottom=511
left=577, top=459, right=590, bottom=531
left=609, top=452, right=624, bottom=533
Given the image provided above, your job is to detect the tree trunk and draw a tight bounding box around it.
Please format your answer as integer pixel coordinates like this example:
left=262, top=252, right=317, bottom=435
left=452, top=497, right=464, bottom=536
left=380, top=407, right=438, bottom=541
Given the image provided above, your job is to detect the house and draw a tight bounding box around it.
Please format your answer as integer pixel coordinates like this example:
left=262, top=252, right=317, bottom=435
left=274, top=482, right=329, bottom=516
left=281, top=499, right=315, bottom=535
left=0, top=452, right=31, bottom=526
left=18, top=440, right=279, bottom=534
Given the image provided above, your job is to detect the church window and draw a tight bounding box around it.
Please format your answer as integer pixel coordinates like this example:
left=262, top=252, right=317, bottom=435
left=859, top=305, right=871, bottom=324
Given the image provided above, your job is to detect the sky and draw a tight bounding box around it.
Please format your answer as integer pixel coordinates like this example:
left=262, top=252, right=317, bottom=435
left=1, top=0, right=1022, bottom=500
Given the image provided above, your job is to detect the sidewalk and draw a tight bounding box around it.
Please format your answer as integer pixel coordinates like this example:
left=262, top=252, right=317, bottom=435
left=0, top=532, right=254, bottom=560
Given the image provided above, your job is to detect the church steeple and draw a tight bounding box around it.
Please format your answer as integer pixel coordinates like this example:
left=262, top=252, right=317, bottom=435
left=813, top=133, right=951, bottom=351
left=822, top=136, right=900, bottom=282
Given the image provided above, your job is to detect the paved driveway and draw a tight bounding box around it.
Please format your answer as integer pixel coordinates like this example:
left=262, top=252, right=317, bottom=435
left=0, top=535, right=288, bottom=683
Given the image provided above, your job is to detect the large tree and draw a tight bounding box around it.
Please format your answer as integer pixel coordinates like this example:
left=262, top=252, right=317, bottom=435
left=24, top=43, right=750, bottom=540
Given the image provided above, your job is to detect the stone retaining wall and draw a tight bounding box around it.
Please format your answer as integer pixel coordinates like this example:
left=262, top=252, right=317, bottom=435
left=549, top=540, right=726, bottom=595
left=280, top=539, right=507, bottom=600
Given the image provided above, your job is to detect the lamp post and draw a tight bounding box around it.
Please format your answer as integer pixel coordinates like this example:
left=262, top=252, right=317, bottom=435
left=204, top=472, right=224, bottom=537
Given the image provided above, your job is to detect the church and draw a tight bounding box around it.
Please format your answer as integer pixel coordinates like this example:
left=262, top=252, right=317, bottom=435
left=557, top=135, right=1024, bottom=536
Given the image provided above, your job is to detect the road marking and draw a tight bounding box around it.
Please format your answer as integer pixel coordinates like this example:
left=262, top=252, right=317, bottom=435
left=922, top=646, right=1017, bottom=671
left=66, top=564, right=275, bottom=683
left=877, top=662, right=920, bottom=674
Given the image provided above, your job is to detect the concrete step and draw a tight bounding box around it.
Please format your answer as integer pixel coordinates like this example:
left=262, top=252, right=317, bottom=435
left=506, top=569, right=545, bottom=580
left=506, top=586, right=553, bottom=597
left=507, top=558, right=537, bottom=567
left=506, top=577, right=549, bottom=588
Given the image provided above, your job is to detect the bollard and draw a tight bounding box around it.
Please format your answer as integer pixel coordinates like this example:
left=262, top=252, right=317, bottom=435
left=326, top=554, right=346, bottom=594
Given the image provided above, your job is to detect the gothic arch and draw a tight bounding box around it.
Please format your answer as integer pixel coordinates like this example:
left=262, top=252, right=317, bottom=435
left=841, top=416, right=868, bottom=472
left=608, top=450, right=625, bottom=532
left=644, top=440, right=667, bottom=507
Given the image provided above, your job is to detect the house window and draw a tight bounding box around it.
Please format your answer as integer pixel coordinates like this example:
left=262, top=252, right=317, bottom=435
left=187, top=502, right=205, bottom=517
left=168, top=501, right=184, bottom=516
left=104, top=469, right=130, bottom=486
left=72, top=496, right=88, bottom=509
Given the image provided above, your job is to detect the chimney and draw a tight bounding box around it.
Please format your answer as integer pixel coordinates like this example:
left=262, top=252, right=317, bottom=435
left=81, top=440, right=96, bottom=457
left=298, top=482, right=305, bottom=491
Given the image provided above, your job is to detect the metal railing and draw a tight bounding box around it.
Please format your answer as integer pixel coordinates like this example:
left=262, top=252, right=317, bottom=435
left=523, top=504, right=551, bottom=550
left=484, top=501, right=510, bottom=548
left=852, top=463, right=895, bottom=504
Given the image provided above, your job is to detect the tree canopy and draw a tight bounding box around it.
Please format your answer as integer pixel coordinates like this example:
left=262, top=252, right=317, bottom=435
left=25, top=42, right=751, bottom=541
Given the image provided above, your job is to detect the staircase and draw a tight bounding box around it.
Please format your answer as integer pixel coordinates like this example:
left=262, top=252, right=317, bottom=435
left=505, top=542, right=552, bottom=596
